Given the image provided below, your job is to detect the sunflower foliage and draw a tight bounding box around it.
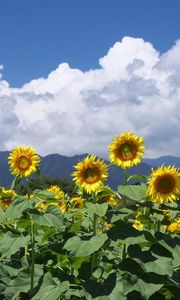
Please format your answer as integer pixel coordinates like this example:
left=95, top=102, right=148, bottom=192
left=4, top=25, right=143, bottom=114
left=0, top=137, right=179, bottom=300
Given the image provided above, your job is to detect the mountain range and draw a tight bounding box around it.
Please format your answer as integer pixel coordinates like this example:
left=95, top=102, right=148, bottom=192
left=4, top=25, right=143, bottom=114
left=0, top=151, right=179, bottom=190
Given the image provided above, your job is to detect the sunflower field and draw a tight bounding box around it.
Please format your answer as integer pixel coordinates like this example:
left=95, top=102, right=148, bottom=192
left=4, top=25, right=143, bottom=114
left=0, top=132, right=179, bottom=300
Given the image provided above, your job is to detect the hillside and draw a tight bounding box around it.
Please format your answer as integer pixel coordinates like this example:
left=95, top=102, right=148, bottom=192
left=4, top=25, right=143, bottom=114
left=0, top=152, right=179, bottom=189
left=143, top=156, right=180, bottom=167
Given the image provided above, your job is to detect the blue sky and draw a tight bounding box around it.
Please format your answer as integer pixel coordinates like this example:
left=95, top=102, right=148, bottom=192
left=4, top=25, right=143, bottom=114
left=0, top=1, right=180, bottom=158
left=1, top=0, right=180, bottom=87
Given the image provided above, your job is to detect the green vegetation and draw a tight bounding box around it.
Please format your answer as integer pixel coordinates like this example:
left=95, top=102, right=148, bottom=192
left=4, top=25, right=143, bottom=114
left=16, top=175, right=76, bottom=197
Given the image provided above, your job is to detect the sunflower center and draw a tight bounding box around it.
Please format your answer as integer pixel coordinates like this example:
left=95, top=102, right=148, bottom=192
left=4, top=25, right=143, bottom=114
left=118, top=142, right=136, bottom=161
left=17, top=156, right=31, bottom=170
left=156, top=175, right=175, bottom=194
left=84, top=167, right=99, bottom=184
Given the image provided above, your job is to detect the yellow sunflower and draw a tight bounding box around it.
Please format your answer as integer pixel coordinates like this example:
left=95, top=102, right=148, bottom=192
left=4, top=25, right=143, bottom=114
left=47, top=185, right=64, bottom=200
left=8, top=146, right=40, bottom=177
left=147, top=166, right=180, bottom=204
left=133, top=220, right=144, bottom=231
left=0, top=188, right=16, bottom=209
left=108, top=132, right=145, bottom=169
left=104, top=193, right=119, bottom=207
left=36, top=200, right=48, bottom=212
left=166, top=218, right=180, bottom=233
left=53, top=202, right=67, bottom=214
left=72, top=155, right=108, bottom=194
left=70, top=197, right=84, bottom=209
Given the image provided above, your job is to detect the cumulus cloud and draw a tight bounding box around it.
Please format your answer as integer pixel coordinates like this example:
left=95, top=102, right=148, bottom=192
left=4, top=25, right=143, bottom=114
left=0, top=36, right=180, bottom=158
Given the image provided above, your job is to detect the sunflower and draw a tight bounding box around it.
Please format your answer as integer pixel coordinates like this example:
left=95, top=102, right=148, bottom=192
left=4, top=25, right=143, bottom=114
left=1, top=188, right=16, bottom=198
left=97, top=186, right=119, bottom=207
left=70, top=197, right=84, bottom=209
left=8, top=146, right=40, bottom=177
left=47, top=185, right=64, bottom=200
left=133, top=220, right=144, bottom=231
left=72, top=155, right=108, bottom=194
left=0, top=188, right=16, bottom=209
left=36, top=200, right=48, bottom=212
left=104, top=194, right=119, bottom=207
left=147, top=166, right=180, bottom=204
left=166, top=218, right=180, bottom=233
left=98, top=220, right=113, bottom=234
left=53, top=202, right=67, bottom=214
left=108, top=132, right=145, bottom=169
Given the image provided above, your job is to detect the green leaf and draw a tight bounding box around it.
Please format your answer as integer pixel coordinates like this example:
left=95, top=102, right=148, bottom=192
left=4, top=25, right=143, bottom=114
left=127, top=175, right=147, bottom=182
left=0, top=232, right=29, bottom=259
left=4, top=265, right=43, bottom=299
left=107, top=207, right=134, bottom=223
left=0, top=262, right=24, bottom=277
left=31, top=272, right=69, bottom=300
left=0, top=206, right=5, bottom=223
left=155, top=232, right=180, bottom=268
left=5, top=195, right=33, bottom=219
left=144, top=257, right=173, bottom=277
left=119, top=258, right=145, bottom=275
left=70, top=256, right=90, bottom=270
left=64, top=234, right=108, bottom=257
left=33, top=189, right=56, bottom=200
left=31, top=206, right=63, bottom=228
left=10, top=176, right=21, bottom=189
left=118, top=184, right=147, bottom=201
left=107, top=220, right=145, bottom=244
left=127, top=277, right=163, bottom=299
left=83, top=272, right=117, bottom=299
left=86, top=202, right=109, bottom=217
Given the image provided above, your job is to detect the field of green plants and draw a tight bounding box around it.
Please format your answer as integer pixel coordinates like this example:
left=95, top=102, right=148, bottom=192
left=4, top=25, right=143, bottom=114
left=0, top=132, right=179, bottom=300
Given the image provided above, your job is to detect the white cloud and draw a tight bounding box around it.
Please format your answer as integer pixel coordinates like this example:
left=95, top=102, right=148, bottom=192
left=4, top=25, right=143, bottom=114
left=0, top=36, right=180, bottom=158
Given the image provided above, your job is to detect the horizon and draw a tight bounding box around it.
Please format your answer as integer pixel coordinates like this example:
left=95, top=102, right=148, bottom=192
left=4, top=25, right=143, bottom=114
left=0, top=149, right=180, bottom=161
left=0, top=1, right=180, bottom=158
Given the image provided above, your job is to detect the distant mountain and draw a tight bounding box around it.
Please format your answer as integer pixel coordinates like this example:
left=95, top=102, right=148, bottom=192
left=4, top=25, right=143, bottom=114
left=0, top=152, right=179, bottom=190
left=41, top=153, right=155, bottom=189
left=143, top=156, right=180, bottom=167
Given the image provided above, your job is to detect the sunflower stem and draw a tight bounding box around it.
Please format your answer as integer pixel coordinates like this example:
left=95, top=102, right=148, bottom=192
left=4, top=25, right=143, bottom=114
left=91, top=212, right=99, bottom=273
left=124, top=169, right=128, bottom=185
left=30, top=219, right=35, bottom=292
left=123, top=169, right=128, bottom=206
left=156, top=220, right=161, bottom=232
left=121, top=169, right=128, bottom=258
left=122, top=243, right=126, bottom=260
left=26, top=178, right=31, bottom=199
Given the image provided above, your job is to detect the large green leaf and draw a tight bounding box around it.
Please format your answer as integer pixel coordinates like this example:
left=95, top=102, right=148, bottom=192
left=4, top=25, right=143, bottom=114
left=119, top=258, right=145, bottom=276
left=118, top=184, right=147, bottom=201
left=155, top=232, right=180, bottom=268
left=83, top=272, right=117, bottom=299
left=107, top=220, right=145, bottom=244
left=0, top=206, right=5, bottom=223
left=10, top=176, right=21, bottom=189
left=70, top=256, right=90, bottom=270
left=32, top=272, right=69, bottom=300
left=86, top=202, right=108, bottom=217
left=33, top=189, right=56, bottom=200
left=127, top=277, right=163, bottom=299
left=0, top=231, right=29, bottom=259
left=64, top=234, right=108, bottom=257
left=31, top=206, right=63, bottom=228
left=5, top=195, right=33, bottom=219
left=4, top=265, right=43, bottom=299
left=107, top=208, right=134, bottom=223
left=83, top=273, right=132, bottom=300
left=127, top=175, right=147, bottom=182
left=144, top=256, right=173, bottom=277
left=0, top=262, right=24, bottom=277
